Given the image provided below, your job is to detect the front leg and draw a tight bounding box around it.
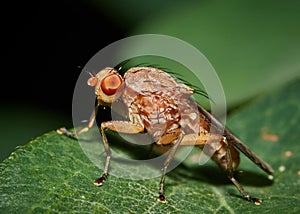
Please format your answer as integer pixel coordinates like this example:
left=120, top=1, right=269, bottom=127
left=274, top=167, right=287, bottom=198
left=93, top=121, right=144, bottom=186
left=57, top=106, right=98, bottom=137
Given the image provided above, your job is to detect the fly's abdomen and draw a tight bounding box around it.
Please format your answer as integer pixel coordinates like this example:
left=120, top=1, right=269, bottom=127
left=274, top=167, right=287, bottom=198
left=202, top=138, right=240, bottom=171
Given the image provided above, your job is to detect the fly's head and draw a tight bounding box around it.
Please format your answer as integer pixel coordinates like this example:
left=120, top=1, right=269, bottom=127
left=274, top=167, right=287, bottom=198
left=87, top=67, right=125, bottom=105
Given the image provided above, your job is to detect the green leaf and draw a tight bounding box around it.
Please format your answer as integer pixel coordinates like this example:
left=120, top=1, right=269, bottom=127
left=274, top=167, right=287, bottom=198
left=1, top=80, right=300, bottom=213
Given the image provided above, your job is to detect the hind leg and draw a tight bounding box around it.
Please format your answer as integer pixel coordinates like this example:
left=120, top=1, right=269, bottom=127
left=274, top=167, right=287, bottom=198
left=223, top=137, right=262, bottom=205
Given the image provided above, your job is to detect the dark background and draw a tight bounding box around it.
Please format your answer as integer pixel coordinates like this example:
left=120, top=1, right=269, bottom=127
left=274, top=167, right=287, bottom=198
left=1, top=1, right=126, bottom=160
left=3, top=0, right=125, bottom=113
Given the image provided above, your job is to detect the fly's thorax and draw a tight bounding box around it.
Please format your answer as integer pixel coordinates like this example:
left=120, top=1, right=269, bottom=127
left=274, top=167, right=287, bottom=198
left=177, top=97, right=201, bottom=135
left=122, top=91, right=201, bottom=143
left=121, top=66, right=201, bottom=142
left=128, top=92, right=181, bottom=141
left=123, top=67, right=194, bottom=98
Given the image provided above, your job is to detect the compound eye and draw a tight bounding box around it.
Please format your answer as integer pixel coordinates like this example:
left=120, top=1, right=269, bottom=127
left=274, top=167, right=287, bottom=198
left=101, top=74, right=123, bottom=95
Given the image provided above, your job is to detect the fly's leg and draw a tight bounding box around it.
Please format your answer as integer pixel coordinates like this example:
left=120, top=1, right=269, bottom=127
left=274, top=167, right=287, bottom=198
left=93, top=121, right=144, bottom=186
left=57, top=106, right=98, bottom=137
left=158, top=133, right=184, bottom=203
left=93, top=122, right=112, bottom=186
left=224, top=137, right=262, bottom=205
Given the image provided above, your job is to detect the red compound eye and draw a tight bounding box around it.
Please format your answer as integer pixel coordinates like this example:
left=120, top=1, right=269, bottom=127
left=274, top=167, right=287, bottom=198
left=101, top=74, right=123, bottom=95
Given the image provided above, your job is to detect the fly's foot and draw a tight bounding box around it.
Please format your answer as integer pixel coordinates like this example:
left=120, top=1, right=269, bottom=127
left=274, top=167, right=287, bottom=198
left=252, top=198, right=262, bottom=205
left=94, top=173, right=108, bottom=186
left=56, top=127, right=76, bottom=137
left=157, top=193, right=167, bottom=203
left=246, top=195, right=262, bottom=205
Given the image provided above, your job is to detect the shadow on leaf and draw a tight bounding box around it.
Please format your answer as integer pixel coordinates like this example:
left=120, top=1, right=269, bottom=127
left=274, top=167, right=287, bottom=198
left=171, top=164, right=273, bottom=187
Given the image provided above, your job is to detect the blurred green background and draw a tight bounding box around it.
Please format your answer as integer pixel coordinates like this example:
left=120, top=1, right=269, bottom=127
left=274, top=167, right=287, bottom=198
left=2, top=0, right=300, bottom=161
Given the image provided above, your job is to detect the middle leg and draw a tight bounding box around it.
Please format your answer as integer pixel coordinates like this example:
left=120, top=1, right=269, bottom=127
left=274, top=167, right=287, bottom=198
left=93, top=121, right=144, bottom=186
left=158, top=133, right=184, bottom=203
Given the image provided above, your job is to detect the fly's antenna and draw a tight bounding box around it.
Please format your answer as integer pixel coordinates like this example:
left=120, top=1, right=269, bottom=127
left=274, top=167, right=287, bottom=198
left=87, top=71, right=95, bottom=77
left=82, top=68, right=96, bottom=77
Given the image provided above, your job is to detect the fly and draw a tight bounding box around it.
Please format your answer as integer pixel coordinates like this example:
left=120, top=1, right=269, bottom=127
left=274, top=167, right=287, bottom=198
left=58, top=66, right=274, bottom=205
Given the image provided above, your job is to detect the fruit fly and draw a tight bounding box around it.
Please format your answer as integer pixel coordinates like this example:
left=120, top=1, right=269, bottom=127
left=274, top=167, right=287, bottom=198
left=58, top=66, right=274, bottom=205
